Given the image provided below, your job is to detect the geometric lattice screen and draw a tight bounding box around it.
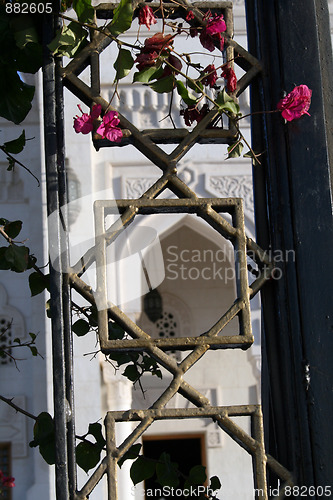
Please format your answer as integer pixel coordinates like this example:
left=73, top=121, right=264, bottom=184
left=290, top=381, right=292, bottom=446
left=60, top=1, right=294, bottom=498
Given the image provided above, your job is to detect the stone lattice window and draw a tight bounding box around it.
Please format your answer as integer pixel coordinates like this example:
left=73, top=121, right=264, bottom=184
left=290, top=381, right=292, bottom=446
left=155, top=311, right=178, bottom=339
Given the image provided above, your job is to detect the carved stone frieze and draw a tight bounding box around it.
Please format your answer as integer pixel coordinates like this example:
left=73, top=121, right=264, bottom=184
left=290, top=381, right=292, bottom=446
left=124, top=177, right=158, bottom=199
left=206, top=175, right=254, bottom=215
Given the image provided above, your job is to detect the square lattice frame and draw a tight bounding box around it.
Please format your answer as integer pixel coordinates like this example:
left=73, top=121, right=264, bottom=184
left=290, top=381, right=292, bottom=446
left=94, top=197, right=253, bottom=352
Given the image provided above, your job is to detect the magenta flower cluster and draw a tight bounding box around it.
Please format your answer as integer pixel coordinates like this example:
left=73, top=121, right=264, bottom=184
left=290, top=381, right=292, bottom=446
left=277, top=84, right=312, bottom=121
left=0, top=470, right=15, bottom=489
left=138, top=5, right=157, bottom=30
left=200, top=13, right=226, bottom=52
left=73, top=104, right=123, bottom=142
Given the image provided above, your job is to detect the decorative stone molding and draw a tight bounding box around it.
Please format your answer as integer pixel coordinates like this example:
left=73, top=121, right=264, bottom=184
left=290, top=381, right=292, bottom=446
left=0, top=395, right=27, bottom=457
left=205, top=174, right=254, bottom=215
left=132, top=384, right=221, bottom=410
left=123, top=161, right=196, bottom=199
left=206, top=430, right=223, bottom=448
left=124, top=177, right=158, bottom=199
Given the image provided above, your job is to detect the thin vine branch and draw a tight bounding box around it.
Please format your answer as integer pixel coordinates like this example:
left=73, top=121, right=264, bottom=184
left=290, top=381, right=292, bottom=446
left=0, top=394, right=37, bottom=421
left=0, top=146, right=40, bottom=187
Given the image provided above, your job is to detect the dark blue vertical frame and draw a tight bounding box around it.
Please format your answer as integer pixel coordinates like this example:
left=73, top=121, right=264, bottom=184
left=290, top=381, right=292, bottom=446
left=246, top=0, right=333, bottom=490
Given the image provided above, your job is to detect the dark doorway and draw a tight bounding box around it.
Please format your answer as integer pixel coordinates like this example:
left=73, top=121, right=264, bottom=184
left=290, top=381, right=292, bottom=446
left=142, top=434, right=206, bottom=499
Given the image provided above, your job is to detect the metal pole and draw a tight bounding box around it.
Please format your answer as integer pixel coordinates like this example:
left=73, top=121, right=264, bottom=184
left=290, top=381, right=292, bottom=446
left=246, top=0, right=333, bottom=489
left=42, top=5, right=71, bottom=499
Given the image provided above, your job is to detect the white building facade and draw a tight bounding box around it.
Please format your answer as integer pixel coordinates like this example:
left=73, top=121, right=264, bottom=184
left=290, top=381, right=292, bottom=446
left=0, top=1, right=332, bottom=499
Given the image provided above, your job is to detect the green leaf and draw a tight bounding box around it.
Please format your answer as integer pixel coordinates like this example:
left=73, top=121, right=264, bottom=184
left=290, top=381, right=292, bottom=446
left=0, top=67, right=35, bottom=124
left=109, top=0, right=133, bottom=37
left=114, top=49, right=134, bottom=81
left=176, top=80, right=199, bottom=105
left=3, top=131, right=25, bottom=154
left=216, top=89, right=240, bottom=115
left=61, top=0, right=74, bottom=11
left=29, top=412, right=56, bottom=465
left=216, top=88, right=232, bottom=105
left=209, top=475, right=222, bottom=491
left=187, top=465, right=207, bottom=485
left=16, top=42, right=43, bottom=74
left=76, top=441, right=102, bottom=473
left=88, top=423, right=106, bottom=448
left=130, top=456, right=156, bottom=485
left=7, top=157, right=15, bottom=171
left=148, top=76, right=175, bottom=94
left=12, top=18, right=39, bottom=48
left=188, top=79, right=204, bottom=93
left=29, top=345, right=38, bottom=357
left=142, top=355, right=154, bottom=370
left=152, top=368, right=162, bottom=379
left=29, top=332, right=37, bottom=341
left=73, top=0, right=94, bottom=23
left=72, top=319, right=90, bottom=337
left=5, top=245, right=29, bottom=272
left=227, top=141, right=244, bottom=159
left=108, top=322, right=125, bottom=340
left=118, top=443, right=142, bottom=468
left=220, top=100, right=240, bottom=114
left=3, top=220, right=22, bottom=238
left=26, top=253, right=37, bottom=270
left=48, top=22, right=88, bottom=58
left=0, top=247, right=11, bottom=270
left=243, top=149, right=260, bottom=164
left=109, top=351, right=139, bottom=366
left=29, top=272, right=49, bottom=297
left=123, top=364, right=140, bottom=382
left=109, top=352, right=133, bottom=366
left=88, top=306, right=98, bottom=327
left=156, top=452, right=179, bottom=488
left=133, top=66, right=160, bottom=84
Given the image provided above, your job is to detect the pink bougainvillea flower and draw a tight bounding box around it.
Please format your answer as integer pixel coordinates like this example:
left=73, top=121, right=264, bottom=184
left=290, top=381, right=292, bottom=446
left=205, top=14, right=227, bottom=35
left=186, top=10, right=194, bottom=21
left=180, top=104, right=209, bottom=126
left=221, top=65, right=237, bottom=93
left=190, top=26, right=199, bottom=38
left=73, top=104, right=101, bottom=134
left=144, top=32, right=174, bottom=52
left=161, top=54, right=183, bottom=77
left=277, top=84, right=312, bottom=121
left=96, top=111, right=123, bottom=143
left=0, top=470, right=15, bottom=488
left=135, top=33, right=174, bottom=71
left=200, top=14, right=226, bottom=52
left=202, top=64, right=218, bottom=88
left=2, top=476, right=15, bottom=488
left=135, top=51, right=159, bottom=71
left=138, top=5, right=157, bottom=30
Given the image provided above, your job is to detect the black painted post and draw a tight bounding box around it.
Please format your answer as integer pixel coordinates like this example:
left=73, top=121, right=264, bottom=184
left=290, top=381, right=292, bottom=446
left=245, top=0, right=333, bottom=491
left=42, top=3, right=73, bottom=498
